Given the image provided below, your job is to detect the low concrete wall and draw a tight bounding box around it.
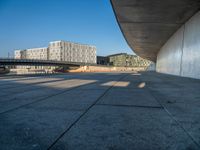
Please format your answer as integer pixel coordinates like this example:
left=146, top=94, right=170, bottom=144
left=68, top=66, right=147, bottom=73
left=156, top=11, right=200, bottom=79
left=10, top=69, right=54, bottom=74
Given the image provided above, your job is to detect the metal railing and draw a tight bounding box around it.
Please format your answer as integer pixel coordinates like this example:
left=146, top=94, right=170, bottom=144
left=0, top=58, right=96, bottom=66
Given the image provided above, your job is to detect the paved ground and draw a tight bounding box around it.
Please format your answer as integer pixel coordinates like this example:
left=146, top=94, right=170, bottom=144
left=0, top=72, right=200, bottom=150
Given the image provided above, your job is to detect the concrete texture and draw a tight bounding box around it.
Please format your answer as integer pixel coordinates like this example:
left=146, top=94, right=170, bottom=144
left=68, top=65, right=147, bottom=73
left=157, top=11, right=200, bottom=79
left=156, top=26, right=184, bottom=76
left=0, top=72, right=200, bottom=149
left=111, top=0, right=200, bottom=62
left=181, top=12, right=200, bottom=78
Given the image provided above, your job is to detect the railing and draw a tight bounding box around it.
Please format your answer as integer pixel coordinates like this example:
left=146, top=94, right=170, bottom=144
left=0, top=58, right=96, bottom=66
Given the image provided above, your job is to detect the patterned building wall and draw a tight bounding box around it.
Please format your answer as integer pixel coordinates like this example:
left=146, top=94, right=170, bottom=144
left=14, top=40, right=96, bottom=64
left=26, top=48, right=48, bottom=60
left=107, top=53, right=151, bottom=67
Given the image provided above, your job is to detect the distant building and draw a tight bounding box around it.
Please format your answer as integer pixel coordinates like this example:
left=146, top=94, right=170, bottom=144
left=15, top=40, right=96, bottom=64
left=26, top=47, right=48, bottom=60
left=48, top=41, right=96, bottom=63
left=97, top=56, right=108, bottom=65
left=97, top=53, right=151, bottom=67
left=14, top=50, right=22, bottom=59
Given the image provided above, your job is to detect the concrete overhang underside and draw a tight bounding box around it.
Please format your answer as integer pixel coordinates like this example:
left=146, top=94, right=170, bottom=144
left=111, top=0, right=200, bottom=62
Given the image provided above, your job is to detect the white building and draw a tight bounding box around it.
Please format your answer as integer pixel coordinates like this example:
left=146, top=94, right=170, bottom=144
left=26, top=47, right=48, bottom=60
left=14, top=50, right=21, bottom=59
left=14, top=40, right=96, bottom=64
left=48, top=41, right=96, bottom=63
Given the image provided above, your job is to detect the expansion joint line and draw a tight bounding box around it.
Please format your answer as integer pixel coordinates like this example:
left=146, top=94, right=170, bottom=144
left=0, top=78, right=99, bottom=115
left=97, top=103, right=163, bottom=109
left=47, top=73, right=129, bottom=150
left=1, top=77, right=74, bottom=100
left=144, top=79, right=200, bottom=148
left=180, top=24, right=185, bottom=76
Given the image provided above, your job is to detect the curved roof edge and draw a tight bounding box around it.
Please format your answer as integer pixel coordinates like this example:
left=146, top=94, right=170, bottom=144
left=111, top=0, right=200, bottom=62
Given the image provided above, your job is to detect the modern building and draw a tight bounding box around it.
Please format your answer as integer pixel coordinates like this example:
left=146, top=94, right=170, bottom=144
left=26, top=47, right=48, bottom=60
left=15, top=47, right=49, bottom=60
left=97, top=53, right=151, bottom=67
left=48, top=41, right=96, bottom=63
left=108, top=53, right=151, bottom=67
left=14, top=50, right=21, bottom=59
left=15, top=40, right=96, bottom=64
left=15, top=50, right=27, bottom=59
left=96, top=56, right=109, bottom=65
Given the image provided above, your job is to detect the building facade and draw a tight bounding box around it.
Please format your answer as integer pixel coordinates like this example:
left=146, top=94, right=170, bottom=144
left=96, top=56, right=109, bottom=65
left=97, top=53, right=151, bottom=67
left=15, top=40, right=96, bottom=64
left=25, top=47, right=48, bottom=60
left=48, top=41, right=96, bottom=63
left=14, top=50, right=22, bottom=59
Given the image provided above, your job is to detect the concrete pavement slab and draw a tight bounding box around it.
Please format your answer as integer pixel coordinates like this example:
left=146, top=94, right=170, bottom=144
left=0, top=89, right=107, bottom=150
left=0, top=108, right=82, bottom=150
left=98, top=88, right=161, bottom=107
left=51, top=105, right=199, bottom=150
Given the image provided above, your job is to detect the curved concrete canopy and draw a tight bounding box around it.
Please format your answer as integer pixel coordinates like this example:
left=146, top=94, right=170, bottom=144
left=111, top=0, right=200, bottom=62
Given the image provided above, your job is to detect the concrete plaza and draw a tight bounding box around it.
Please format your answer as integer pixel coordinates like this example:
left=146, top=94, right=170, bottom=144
left=0, top=72, right=199, bottom=150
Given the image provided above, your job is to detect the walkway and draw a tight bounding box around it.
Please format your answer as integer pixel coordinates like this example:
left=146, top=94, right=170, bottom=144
left=0, top=72, right=199, bottom=150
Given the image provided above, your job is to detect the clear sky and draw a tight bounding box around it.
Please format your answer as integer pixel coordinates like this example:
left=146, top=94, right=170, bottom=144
left=0, top=0, right=133, bottom=57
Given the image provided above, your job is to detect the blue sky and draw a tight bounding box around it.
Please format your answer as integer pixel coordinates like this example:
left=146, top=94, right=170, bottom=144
left=0, top=0, right=133, bottom=57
